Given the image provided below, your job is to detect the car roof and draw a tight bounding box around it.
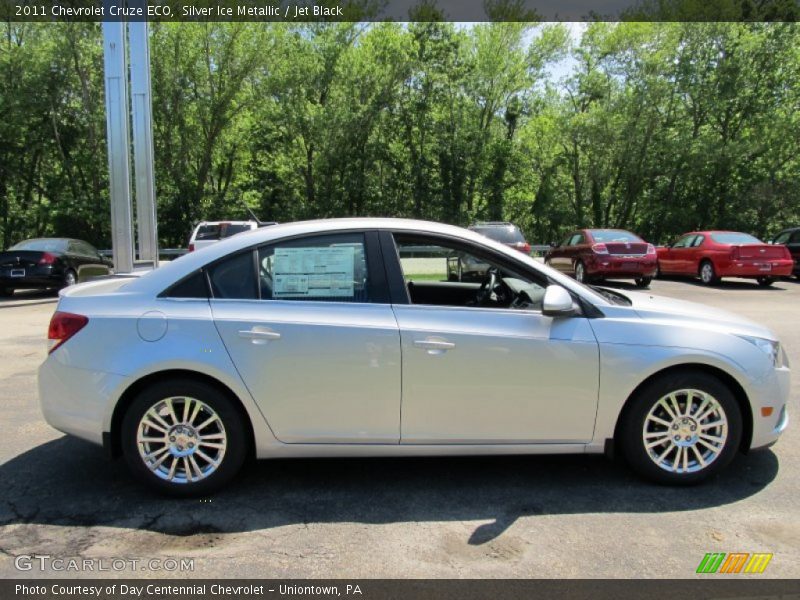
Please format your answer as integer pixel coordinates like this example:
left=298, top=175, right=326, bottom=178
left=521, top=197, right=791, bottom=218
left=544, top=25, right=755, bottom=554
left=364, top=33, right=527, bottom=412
left=125, top=218, right=603, bottom=301
left=194, top=221, right=256, bottom=226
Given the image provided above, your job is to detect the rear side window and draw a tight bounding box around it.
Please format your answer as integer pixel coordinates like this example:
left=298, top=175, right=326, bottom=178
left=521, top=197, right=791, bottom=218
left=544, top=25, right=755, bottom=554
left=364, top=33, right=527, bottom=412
left=258, top=233, right=370, bottom=303
left=208, top=251, right=258, bottom=300
left=164, top=271, right=209, bottom=299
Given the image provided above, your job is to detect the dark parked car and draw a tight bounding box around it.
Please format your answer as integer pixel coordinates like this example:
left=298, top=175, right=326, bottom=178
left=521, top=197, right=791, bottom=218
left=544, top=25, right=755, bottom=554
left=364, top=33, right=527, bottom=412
left=468, top=222, right=531, bottom=254
left=545, top=228, right=657, bottom=287
left=0, top=238, right=113, bottom=297
left=770, top=227, right=800, bottom=277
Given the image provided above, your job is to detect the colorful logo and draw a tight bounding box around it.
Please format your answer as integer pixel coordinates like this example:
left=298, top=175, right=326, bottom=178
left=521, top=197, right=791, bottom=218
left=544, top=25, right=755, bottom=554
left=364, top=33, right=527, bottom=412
left=696, top=552, right=773, bottom=574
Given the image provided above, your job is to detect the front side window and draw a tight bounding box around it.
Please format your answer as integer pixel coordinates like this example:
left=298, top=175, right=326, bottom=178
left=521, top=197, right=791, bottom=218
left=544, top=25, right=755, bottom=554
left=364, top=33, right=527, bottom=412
left=673, top=235, right=696, bottom=248
left=258, top=233, right=370, bottom=303
left=393, top=234, right=548, bottom=311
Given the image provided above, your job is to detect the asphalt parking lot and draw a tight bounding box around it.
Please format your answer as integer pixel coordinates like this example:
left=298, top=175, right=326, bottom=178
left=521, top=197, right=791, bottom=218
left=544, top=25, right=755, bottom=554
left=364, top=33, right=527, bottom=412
left=0, top=277, right=798, bottom=579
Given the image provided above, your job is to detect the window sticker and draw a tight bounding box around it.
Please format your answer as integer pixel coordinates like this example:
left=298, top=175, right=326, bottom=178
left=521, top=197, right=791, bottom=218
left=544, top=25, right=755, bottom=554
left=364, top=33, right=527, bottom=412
left=272, top=246, right=356, bottom=298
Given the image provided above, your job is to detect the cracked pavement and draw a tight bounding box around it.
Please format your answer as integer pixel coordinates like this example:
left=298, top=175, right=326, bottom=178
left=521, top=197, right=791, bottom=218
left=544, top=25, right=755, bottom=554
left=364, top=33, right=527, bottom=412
left=0, top=280, right=798, bottom=578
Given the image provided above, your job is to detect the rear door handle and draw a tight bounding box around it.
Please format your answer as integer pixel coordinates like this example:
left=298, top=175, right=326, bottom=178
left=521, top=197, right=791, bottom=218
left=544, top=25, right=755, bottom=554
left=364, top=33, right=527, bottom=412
left=238, top=327, right=281, bottom=344
left=413, top=338, right=455, bottom=354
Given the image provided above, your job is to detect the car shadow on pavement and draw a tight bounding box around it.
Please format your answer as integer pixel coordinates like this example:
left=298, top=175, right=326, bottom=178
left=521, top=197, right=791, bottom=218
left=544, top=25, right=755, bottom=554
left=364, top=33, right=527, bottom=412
left=0, top=436, right=780, bottom=545
left=0, top=289, right=58, bottom=308
left=608, top=277, right=789, bottom=291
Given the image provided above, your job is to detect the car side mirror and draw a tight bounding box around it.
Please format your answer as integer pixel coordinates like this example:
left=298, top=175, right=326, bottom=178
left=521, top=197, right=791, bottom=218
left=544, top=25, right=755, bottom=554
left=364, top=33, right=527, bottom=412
left=542, top=285, right=576, bottom=317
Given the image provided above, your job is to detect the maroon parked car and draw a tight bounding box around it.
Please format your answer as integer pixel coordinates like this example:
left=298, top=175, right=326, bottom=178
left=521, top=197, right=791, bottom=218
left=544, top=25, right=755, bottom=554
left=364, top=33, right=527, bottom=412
left=545, top=228, right=657, bottom=287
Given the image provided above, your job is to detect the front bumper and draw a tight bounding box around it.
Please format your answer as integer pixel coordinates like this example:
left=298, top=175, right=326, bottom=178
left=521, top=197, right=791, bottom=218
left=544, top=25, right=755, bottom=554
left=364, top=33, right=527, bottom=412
left=748, top=365, right=791, bottom=450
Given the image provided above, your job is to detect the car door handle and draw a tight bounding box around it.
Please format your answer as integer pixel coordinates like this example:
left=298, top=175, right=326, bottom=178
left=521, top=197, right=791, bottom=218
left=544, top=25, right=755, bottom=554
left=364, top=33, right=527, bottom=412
left=238, top=328, right=281, bottom=344
left=413, top=338, right=455, bottom=354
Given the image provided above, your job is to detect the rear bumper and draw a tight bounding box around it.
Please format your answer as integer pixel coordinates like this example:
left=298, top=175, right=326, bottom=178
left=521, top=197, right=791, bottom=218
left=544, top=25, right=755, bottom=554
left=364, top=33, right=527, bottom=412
left=0, top=268, right=63, bottom=289
left=38, top=354, right=127, bottom=447
left=586, top=256, right=657, bottom=278
left=718, top=260, right=793, bottom=278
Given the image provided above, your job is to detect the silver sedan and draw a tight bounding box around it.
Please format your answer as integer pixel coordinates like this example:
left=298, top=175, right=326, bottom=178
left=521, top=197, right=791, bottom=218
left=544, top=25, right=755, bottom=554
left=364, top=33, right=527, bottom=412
left=38, top=219, right=790, bottom=495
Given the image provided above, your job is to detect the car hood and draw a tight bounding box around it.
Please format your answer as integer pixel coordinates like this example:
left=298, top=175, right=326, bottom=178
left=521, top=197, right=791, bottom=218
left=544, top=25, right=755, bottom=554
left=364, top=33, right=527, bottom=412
left=621, top=290, right=776, bottom=341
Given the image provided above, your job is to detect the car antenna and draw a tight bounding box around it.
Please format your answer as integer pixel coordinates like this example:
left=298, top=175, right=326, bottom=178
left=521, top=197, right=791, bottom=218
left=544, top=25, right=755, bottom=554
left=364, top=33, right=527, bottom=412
left=238, top=194, right=277, bottom=228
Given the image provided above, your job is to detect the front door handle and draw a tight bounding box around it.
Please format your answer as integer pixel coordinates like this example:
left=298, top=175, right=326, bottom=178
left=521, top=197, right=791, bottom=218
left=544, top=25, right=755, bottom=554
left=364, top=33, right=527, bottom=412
left=413, top=338, right=455, bottom=355
left=238, top=327, right=281, bottom=344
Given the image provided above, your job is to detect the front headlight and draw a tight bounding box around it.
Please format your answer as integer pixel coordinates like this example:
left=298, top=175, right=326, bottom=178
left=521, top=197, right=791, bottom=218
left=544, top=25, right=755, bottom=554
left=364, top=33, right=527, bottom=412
left=738, top=335, right=784, bottom=368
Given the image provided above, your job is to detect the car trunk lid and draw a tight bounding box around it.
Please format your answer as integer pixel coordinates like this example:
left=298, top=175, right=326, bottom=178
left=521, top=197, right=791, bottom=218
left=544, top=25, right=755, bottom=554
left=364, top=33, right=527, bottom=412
left=0, top=250, right=51, bottom=268
left=735, top=244, right=786, bottom=260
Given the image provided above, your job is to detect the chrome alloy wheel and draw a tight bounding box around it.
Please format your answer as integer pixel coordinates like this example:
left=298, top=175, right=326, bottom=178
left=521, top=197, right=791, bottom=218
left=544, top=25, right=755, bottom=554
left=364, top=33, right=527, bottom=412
left=642, top=389, right=728, bottom=474
left=136, top=396, right=227, bottom=484
left=700, top=262, right=714, bottom=284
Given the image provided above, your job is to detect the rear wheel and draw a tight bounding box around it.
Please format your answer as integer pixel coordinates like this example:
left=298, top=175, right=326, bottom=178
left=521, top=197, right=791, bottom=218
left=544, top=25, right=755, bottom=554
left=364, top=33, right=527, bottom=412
left=618, top=371, right=742, bottom=485
left=757, top=277, right=775, bottom=287
left=699, top=261, right=719, bottom=286
left=121, top=379, right=248, bottom=496
left=635, top=276, right=652, bottom=288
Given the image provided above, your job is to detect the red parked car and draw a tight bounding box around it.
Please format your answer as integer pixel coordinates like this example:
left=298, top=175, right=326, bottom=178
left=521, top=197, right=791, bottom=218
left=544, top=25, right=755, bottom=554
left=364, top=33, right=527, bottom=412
left=544, top=228, right=657, bottom=287
left=656, top=231, right=793, bottom=286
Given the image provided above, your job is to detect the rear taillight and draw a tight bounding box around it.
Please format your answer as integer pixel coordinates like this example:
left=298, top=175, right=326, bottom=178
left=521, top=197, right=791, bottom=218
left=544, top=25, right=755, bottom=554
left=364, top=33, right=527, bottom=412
left=646, top=243, right=656, bottom=256
left=784, top=247, right=792, bottom=259
left=38, top=252, right=57, bottom=265
left=592, top=243, right=609, bottom=254
left=519, top=242, right=531, bottom=254
left=188, top=243, right=195, bottom=252
left=47, top=311, right=89, bottom=354
left=731, top=246, right=740, bottom=260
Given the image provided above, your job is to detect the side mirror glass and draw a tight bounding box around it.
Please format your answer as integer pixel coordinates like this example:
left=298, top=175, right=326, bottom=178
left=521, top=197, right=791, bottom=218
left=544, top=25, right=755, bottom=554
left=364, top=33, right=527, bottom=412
left=542, top=285, right=576, bottom=317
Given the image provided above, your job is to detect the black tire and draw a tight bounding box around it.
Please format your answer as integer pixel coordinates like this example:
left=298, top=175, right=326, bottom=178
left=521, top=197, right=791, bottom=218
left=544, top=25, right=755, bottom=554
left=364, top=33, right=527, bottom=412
left=635, top=276, right=652, bottom=288
left=574, top=260, right=589, bottom=284
left=0, top=287, right=12, bottom=297
left=757, top=277, right=775, bottom=287
left=618, top=370, right=742, bottom=485
left=121, top=378, right=248, bottom=496
left=62, top=269, right=77, bottom=288
left=699, top=260, right=719, bottom=286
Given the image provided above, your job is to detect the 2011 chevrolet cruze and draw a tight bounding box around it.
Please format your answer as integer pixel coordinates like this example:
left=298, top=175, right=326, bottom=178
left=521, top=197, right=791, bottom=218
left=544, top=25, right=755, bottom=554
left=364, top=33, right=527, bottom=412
left=38, top=219, right=790, bottom=495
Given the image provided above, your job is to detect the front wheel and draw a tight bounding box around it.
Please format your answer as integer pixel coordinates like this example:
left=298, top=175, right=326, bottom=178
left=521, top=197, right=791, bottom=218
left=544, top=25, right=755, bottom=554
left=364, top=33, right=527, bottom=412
left=121, top=379, right=248, bottom=496
left=757, top=277, right=775, bottom=287
left=635, top=276, right=652, bottom=288
left=574, top=261, right=588, bottom=283
left=618, top=371, right=742, bottom=485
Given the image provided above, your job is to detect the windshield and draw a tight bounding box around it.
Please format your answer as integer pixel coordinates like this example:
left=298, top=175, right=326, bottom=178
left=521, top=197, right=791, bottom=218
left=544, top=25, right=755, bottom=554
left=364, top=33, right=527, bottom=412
left=589, top=230, right=642, bottom=243
left=472, top=226, right=525, bottom=244
left=10, top=239, right=67, bottom=252
left=710, top=232, right=761, bottom=245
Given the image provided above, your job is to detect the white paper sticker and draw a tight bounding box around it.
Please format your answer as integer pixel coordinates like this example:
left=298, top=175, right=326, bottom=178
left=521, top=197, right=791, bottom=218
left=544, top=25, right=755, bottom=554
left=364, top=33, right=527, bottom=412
left=273, top=246, right=356, bottom=298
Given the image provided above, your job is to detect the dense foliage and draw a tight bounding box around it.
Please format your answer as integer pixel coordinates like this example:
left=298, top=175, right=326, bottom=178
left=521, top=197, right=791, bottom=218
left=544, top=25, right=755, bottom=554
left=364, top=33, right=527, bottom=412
left=1, top=21, right=798, bottom=249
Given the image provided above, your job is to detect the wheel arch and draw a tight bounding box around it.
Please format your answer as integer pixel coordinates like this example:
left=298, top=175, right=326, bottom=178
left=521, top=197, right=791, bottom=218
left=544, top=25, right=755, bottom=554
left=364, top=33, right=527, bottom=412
left=612, top=363, right=753, bottom=454
left=108, top=369, right=256, bottom=459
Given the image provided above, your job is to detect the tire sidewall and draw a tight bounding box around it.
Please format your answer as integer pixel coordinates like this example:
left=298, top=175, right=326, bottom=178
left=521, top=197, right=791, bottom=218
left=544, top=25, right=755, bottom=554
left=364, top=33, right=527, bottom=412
left=121, top=379, right=248, bottom=496
left=699, top=261, right=716, bottom=285
left=63, top=269, right=77, bottom=287
left=619, top=371, right=743, bottom=485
